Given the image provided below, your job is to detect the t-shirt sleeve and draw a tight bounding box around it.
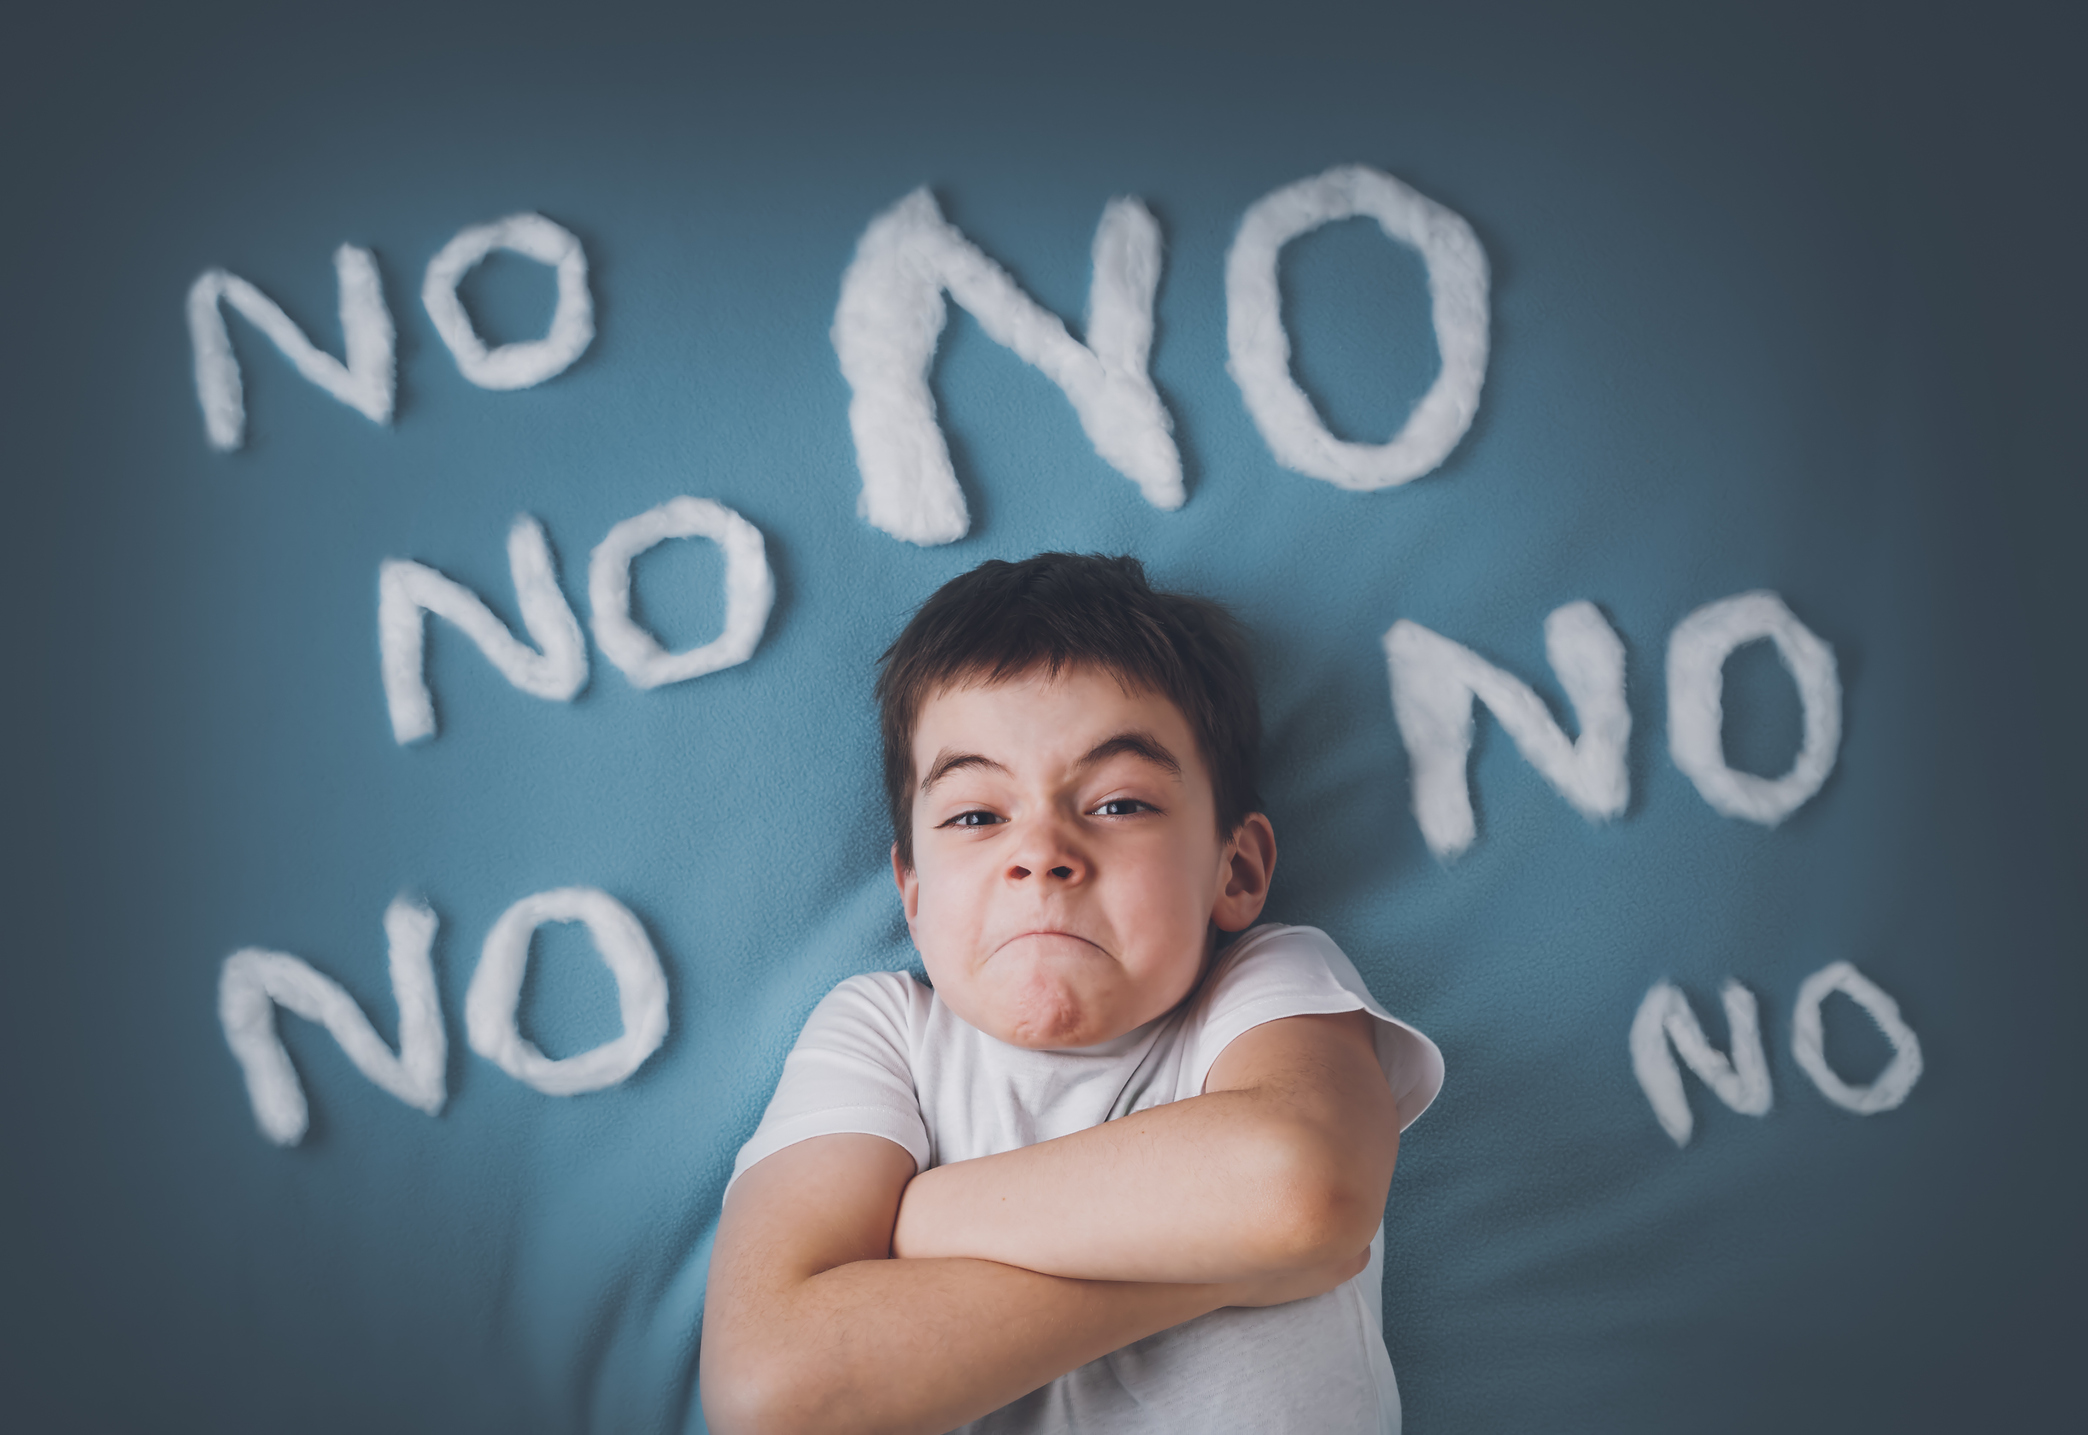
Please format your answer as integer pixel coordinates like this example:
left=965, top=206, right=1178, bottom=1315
left=1184, top=924, right=1445, bottom=1131
left=725, top=972, right=933, bottom=1194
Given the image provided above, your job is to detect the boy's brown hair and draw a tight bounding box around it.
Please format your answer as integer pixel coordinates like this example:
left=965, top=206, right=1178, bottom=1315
left=876, top=552, right=1262, bottom=870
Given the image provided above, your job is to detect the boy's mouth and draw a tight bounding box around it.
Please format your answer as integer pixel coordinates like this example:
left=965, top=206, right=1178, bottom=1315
left=993, top=929, right=1107, bottom=959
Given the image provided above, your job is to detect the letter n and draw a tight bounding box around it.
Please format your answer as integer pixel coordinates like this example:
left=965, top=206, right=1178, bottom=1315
left=219, top=897, right=446, bottom=1146
left=1629, top=980, right=1773, bottom=1147
left=378, top=515, right=588, bottom=744
left=1384, top=601, right=1629, bottom=859
left=832, top=189, right=1182, bottom=544
left=187, top=245, right=395, bottom=451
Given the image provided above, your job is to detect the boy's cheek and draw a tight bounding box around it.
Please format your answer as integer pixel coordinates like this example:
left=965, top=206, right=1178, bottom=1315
left=898, top=863, right=956, bottom=957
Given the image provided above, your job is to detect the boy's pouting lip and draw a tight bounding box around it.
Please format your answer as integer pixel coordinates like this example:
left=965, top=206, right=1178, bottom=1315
left=896, top=664, right=1277, bottom=1051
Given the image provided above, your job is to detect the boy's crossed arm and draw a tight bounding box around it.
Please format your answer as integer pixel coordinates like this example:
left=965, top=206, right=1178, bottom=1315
left=699, top=1009, right=1397, bottom=1435
left=892, top=1009, right=1397, bottom=1283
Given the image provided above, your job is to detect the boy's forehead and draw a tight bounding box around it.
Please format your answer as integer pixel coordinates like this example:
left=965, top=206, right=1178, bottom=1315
left=913, top=665, right=1200, bottom=761
left=919, top=663, right=1177, bottom=730
left=907, top=668, right=1222, bottom=817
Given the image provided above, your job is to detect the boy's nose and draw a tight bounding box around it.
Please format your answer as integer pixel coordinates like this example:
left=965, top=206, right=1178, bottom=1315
left=1004, top=817, right=1088, bottom=885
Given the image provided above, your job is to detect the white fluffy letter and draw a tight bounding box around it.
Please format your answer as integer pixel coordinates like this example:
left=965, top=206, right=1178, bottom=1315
left=1384, top=601, right=1629, bottom=859
left=1630, top=980, right=1774, bottom=1148
left=831, top=188, right=1182, bottom=545
left=187, top=245, right=395, bottom=451
left=378, top=514, right=588, bottom=744
left=587, top=497, right=774, bottom=689
left=422, top=213, right=595, bottom=390
left=1226, top=164, right=1489, bottom=490
left=465, top=887, right=669, bottom=1096
left=218, top=896, right=446, bottom=1147
left=1667, top=591, right=1841, bottom=825
left=1791, top=962, right=1924, bottom=1115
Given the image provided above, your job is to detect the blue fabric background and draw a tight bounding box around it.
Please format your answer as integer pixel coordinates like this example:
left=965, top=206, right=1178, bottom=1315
left=4, top=2, right=2081, bottom=1430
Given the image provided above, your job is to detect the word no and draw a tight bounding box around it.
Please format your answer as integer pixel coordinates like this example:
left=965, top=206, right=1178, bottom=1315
left=382, top=497, right=773, bottom=743
left=1631, top=964, right=1924, bottom=1146
left=190, top=213, right=593, bottom=451
left=1389, top=591, right=1838, bottom=856
left=221, top=887, right=666, bottom=1146
left=191, top=167, right=1490, bottom=546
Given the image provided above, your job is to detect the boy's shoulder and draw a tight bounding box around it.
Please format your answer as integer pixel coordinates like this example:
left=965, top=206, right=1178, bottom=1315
left=1194, top=922, right=1346, bottom=1007
left=820, top=967, right=932, bottom=1007
left=799, top=968, right=934, bottom=1047
left=1194, top=924, right=1446, bottom=1133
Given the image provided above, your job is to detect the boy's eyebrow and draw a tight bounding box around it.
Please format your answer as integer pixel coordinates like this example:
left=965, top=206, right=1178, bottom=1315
left=918, top=732, right=1183, bottom=795
left=920, top=749, right=1008, bottom=794
left=1078, top=731, right=1182, bottom=778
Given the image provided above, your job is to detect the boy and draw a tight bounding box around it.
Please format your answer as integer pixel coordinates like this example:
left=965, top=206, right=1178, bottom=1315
left=701, top=554, right=1442, bottom=1434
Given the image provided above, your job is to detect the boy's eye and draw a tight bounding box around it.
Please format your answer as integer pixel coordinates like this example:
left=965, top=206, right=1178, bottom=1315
left=1090, top=798, right=1154, bottom=817
left=940, top=810, right=1006, bottom=828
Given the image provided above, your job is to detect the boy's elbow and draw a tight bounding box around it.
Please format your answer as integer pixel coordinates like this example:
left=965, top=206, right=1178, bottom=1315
left=1260, top=1175, right=1383, bottom=1268
left=702, top=1340, right=832, bottom=1435
left=699, top=1352, right=777, bottom=1435
left=700, top=1378, right=762, bottom=1435
left=1244, top=1119, right=1394, bottom=1267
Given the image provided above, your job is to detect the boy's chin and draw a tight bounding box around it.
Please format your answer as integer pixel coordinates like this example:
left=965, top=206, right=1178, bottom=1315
left=971, top=966, right=1129, bottom=1051
left=927, top=935, right=1199, bottom=1050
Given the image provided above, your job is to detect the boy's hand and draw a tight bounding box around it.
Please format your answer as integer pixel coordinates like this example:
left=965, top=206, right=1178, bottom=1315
left=703, top=1133, right=1246, bottom=1435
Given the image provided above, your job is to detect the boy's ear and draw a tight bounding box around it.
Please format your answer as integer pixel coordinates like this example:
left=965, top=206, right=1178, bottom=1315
left=892, top=842, right=921, bottom=922
left=1211, top=812, right=1277, bottom=932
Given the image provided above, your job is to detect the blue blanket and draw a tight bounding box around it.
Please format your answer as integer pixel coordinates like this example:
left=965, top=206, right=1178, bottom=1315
left=4, top=2, right=2080, bottom=1431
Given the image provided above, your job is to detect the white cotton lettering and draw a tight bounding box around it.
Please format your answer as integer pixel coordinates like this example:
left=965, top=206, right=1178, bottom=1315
left=187, top=245, right=395, bottom=451
left=378, top=514, right=588, bottom=744
left=218, top=896, right=446, bottom=1147
left=1384, top=601, right=1629, bottom=859
left=1629, top=979, right=1773, bottom=1148
left=465, top=887, right=668, bottom=1096
left=1667, top=591, right=1841, bottom=825
left=1791, top=962, right=1924, bottom=1115
left=587, top=497, right=774, bottom=689
left=422, top=213, right=594, bottom=390
left=832, top=188, right=1181, bottom=545
left=1225, top=164, right=1489, bottom=490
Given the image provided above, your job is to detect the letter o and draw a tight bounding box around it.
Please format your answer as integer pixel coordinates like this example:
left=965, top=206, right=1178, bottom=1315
left=1790, top=961, right=1924, bottom=1115
left=465, top=887, right=668, bottom=1096
left=1225, top=164, right=1490, bottom=490
left=587, top=497, right=775, bottom=689
left=1666, top=591, right=1841, bottom=825
left=423, top=213, right=595, bottom=390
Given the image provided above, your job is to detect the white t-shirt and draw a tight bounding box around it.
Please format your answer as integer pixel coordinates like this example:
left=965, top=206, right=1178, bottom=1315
left=728, top=924, right=1445, bottom=1435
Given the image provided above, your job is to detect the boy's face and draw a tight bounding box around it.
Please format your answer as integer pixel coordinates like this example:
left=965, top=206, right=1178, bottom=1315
left=894, top=665, right=1275, bottom=1050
